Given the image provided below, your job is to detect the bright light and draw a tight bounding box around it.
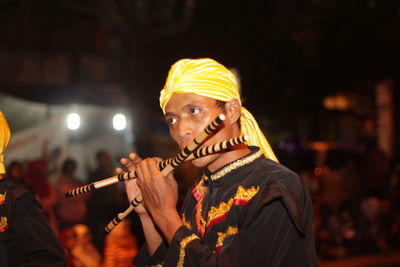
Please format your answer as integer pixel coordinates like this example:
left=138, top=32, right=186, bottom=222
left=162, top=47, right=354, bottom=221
left=113, top=113, right=126, bottom=131
left=67, top=113, right=80, bottom=130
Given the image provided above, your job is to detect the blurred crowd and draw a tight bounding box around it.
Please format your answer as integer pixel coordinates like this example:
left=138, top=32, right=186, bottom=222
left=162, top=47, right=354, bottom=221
left=4, top=142, right=400, bottom=265
left=278, top=144, right=400, bottom=262
left=5, top=150, right=139, bottom=267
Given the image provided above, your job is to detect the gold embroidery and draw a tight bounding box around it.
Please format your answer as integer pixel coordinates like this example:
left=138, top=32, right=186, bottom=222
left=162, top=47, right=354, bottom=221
left=0, top=217, right=8, bottom=232
left=206, top=150, right=262, bottom=181
left=216, top=226, right=239, bottom=248
left=178, top=234, right=199, bottom=267
left=207, top=200, right=233, bottom=226
left=196, top=185, right=259, bottom=235
left=234, top=186, right=260, bottom=201
left=0, top=191, right=6, bottom=204
left=195, top=196, right=206, bottom=236
left=195, top=151, right=261, bottom=235
left=206, top=186, right=259, bottom=227
left=182, top=213, right=192, bottom=230
left=194, top=178, right=207, bottom=198
left=194, top=178, right=208, bottom=236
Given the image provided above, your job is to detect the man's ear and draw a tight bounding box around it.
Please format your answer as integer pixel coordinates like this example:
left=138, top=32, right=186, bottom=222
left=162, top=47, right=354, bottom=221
left=226, top=99, right=241, bottom=125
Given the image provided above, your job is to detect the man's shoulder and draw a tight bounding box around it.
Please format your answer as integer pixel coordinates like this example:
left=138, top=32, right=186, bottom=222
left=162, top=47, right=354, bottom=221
left=0, top=178, right=27, bottom=190
left=250, top=157, right=302, bottom=187
left=0, top=178, right=33, bottom=203
left=248, top=158, right=312, bottom=235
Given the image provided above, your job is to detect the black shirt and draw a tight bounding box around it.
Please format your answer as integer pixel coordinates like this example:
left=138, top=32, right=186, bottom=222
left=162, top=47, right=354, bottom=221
left=0, top=178, right=66, bottom=267
left=134, top=147, right=317, bottom=267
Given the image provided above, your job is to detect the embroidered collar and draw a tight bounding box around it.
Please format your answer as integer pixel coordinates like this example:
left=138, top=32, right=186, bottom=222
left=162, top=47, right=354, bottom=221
left=202, top=147, right=263, bottom=182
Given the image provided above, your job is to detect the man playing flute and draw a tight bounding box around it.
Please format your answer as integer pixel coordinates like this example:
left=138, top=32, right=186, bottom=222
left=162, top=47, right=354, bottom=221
left=120, top=58, right=317, bottom=266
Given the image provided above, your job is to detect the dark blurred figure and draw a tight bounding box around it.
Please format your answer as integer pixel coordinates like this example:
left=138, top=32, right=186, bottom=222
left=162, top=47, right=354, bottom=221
left=57, top=158, right=88, bottom=230
left=46, top=147, right=62, bottom=182
left=24, top=159, right=59, bottom=233
left=6, top=160, right=24, bottom=181
left=355, top=197, right=387, bottom=253
left=0, top=111, right=66, bottom=266
left=363, top=148, right=390, bottom=197
left=86, top=150, right=124, bottom=255
left=381, top=160, right=400, bottom=249
left=314, top=149, right=360, bottom=260
left=315, top=201, right=358, bottom=261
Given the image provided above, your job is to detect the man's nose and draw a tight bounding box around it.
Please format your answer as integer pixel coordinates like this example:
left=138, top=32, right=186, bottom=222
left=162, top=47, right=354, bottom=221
left=177, top=120, right=193, bottom=142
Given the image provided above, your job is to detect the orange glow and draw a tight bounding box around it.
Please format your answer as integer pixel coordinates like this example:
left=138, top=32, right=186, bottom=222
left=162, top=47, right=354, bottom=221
left=323, top=95, right=349, bottom=111
left=314, top=167, right=322, bottom=176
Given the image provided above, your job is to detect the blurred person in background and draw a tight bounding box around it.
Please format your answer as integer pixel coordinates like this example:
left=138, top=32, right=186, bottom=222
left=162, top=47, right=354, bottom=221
left=315, top=201, right=358, bottom=260
left=87, top=149, right=125, bottom=255
left=24, top=159, right=59, bottom=233
left=356, top=196, right=387, bottom=254
left=377, top=159, right=400, bottom=250
left=59, top=224, right=101, bottom=267
left=102, top=219, right=138, bottom=267
left=314, top=149, right=361, bottom=260
left=57, top=158, right=88, bottom=229
left=6, top=160, right=25, bottom=182
left=363, top=147, right=390, bottom=197
left=0, top=111, right=66, bottom=266
left=59, top=227, right=78, bottom=267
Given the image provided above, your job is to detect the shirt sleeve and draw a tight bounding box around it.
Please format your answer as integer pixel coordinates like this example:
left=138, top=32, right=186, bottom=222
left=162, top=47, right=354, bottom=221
left=12, top=194, right=67, bottom=267
left=133, top=241, right=168, bottom=267
left=164, top=199, right=304, bottom=267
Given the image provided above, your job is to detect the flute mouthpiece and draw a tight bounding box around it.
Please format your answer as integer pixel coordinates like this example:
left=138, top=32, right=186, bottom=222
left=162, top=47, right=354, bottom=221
left=243, top=135, right=249, bottom=141
left=219, top=114, right=226, bottom=121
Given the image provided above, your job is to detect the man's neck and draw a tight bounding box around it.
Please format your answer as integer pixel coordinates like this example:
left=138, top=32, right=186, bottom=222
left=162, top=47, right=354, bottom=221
left=207, top=144, right=251, bottom=173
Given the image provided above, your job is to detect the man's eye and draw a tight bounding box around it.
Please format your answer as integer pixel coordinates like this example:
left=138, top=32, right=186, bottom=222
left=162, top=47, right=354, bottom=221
left=167, top=118, right=177, bottom=126
left=190, top=108, right=200, bottom=115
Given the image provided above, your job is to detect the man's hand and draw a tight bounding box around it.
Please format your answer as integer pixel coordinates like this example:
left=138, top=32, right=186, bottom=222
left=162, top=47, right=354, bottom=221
left=116, top=152, right=147, bottom=215
left=135, top=157, right=182, bottom=243
left=118, top=153, right=166, bottom=254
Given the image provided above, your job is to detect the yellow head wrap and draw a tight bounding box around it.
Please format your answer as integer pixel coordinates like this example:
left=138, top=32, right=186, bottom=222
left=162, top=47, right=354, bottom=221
left=0, top=112, right=11, bottom=174
left=160, top=58, right=278, bottom=162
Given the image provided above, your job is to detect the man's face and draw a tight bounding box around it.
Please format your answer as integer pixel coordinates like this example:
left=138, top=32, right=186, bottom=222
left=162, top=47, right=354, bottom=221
left=164, top=93, right=234, bottom=168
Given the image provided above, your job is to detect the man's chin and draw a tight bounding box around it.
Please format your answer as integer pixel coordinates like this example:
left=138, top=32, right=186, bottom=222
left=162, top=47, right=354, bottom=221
left=191, top=153, right=218, bottom=168
left=191, top=156, right=210, bottom=168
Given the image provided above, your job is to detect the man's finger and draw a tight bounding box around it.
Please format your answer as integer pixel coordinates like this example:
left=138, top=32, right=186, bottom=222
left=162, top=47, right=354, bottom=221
left=129, top=152, right=143, bottom=164
left=115, top=167, right=124, bottom=174
left=120, top=158, right=129, bottom=165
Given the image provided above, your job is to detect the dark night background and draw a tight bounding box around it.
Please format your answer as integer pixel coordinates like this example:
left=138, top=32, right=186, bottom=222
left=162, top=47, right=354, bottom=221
left=1, top=0, right=399, bottom=149
left=1, top=0, right=400, bottom=265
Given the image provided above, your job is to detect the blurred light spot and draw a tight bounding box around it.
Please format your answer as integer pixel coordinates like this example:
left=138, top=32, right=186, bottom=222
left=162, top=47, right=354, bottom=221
left=113, top=113, right=126, bottom=131
left=67, top=113, right=80, bottom=130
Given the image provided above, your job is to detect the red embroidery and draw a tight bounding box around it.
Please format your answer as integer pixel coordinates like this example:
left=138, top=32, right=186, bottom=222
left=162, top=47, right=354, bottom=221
left=192, top=187, right=201, bottom=202
left=232, top=198, right=251, bottom=206
left=206, top=213, right=228, bottom=231
left=195, top=201, right=205, bottom=237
